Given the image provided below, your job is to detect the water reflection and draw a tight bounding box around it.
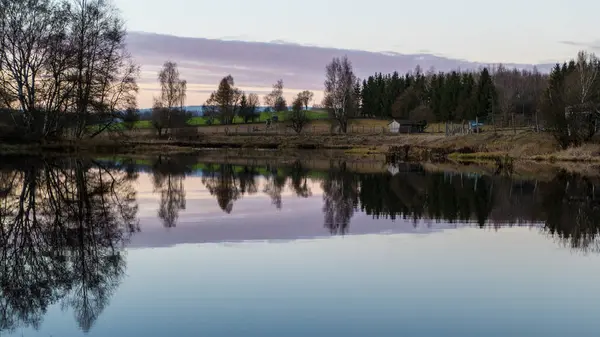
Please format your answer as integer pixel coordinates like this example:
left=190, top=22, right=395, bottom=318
left=0, top=157, right=138, bottom=334
left=322, top=163, right=359, bottom=235
left=151, top=155, right=189, bottom=227
left=124, top=156, right=600, bottom=254
left=2, top=155, right=600, bottom=334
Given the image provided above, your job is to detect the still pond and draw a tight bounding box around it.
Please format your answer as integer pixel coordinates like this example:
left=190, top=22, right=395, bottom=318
left=1, top=155, right=599, bottom=336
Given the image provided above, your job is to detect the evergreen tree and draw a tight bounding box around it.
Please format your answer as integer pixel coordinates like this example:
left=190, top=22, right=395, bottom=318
left=238, top=93, right=251, bottom=124
left=474, top=68, right=497, bottom=120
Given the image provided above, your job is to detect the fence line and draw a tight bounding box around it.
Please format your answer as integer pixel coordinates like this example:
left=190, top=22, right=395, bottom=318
left=123, top=117, right=542, bottom=138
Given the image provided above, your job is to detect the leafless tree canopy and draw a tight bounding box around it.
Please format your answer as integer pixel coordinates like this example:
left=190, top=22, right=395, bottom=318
left=158, top=61, right=187, bottom=111
left=0, top=0, right=139, bottom=140
left=152, top=61, right=187, bottom=135
left=248, top=93, right=260, bottom=110
left=491, top=64, right=547, bottom=130
left=264, top=80, right=286, bottom=113
left=323, top=56, right=359, bottom=133
left=298, top=90, right=314, bottom=110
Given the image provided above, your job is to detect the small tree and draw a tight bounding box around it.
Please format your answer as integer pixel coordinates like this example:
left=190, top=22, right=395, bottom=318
left=265, top=80, right=285, bottom=115
left=298, top=90, right=314, bottom=110
left=290, top=95, right=309, bottom=133
left=210, top=75, right=241, bottom=125
left=170, top=109, right=197, bottom=139
left=151, top=101, right=169, bottom=137
left=274, top=96, right=288, bottom=112
left=122, top=107, right=140, bottom=131
left=247, top=93, right=260, bottom=122
left=239, top=93, right=250, bottom=123
left=156, top=61, right=187, bottom=133
left=202, top=93, right=219, bottom=125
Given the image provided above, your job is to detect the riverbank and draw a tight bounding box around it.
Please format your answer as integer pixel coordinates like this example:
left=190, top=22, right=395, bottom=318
left=3, top=142, right=600, bottom=181
left=1, top=130, right=598, bottom=163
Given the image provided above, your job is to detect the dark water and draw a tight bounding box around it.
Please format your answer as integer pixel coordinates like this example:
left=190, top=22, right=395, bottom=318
left=1, top=155, right=600, bottom=336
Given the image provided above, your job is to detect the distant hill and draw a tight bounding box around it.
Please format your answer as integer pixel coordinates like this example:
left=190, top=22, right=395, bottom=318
left=138, top=106, right=298, bottom=117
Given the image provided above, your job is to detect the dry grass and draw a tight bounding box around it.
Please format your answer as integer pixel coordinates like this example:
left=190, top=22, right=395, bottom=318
left=392, top=131, right=559, bottom=156
left=6, top=125, right=600, bottom=166
left=531, top=144, right=600, bottom=162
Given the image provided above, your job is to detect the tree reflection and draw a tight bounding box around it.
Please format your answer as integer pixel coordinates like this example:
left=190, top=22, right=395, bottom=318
left=287, top=161, right=312, bottom=198
left=202, top=164, right=242, bottom=214
left=263, top=167, right=286, bottom=210
left=540, top=172, right=600, bottom=253
left=361, top=163, right=600, bottom=253
left=0, top=157, right=138, bottom=334
left=322, top=163, right=359, bottom=235
left=150, top=155, right=600, bottom=254
left=152, top=156, right=189, bottom=227
left=238, top=166, right=259, bottom=195
left=201, top=163, right=308, bottom=213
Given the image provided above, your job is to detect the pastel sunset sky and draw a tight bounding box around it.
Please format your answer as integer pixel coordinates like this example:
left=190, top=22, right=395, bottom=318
left=114, top=0, right=597, bottom=108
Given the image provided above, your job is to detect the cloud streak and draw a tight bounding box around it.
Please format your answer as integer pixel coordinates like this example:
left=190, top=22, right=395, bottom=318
left=558, top=40, right=600, bottom=50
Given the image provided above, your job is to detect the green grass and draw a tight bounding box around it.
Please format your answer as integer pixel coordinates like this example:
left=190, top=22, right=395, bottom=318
left=135, top=120, right=152, bottom=128
left=128, top=110, right=329, bottom=129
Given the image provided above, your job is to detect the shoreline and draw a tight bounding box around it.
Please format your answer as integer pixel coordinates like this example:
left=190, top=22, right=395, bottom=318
left=1, top=131, right=598, bottom=164
left=2, top=143, right=600, bottom=182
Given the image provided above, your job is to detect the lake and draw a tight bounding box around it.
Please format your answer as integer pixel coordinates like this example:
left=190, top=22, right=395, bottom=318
left=1, top=154, right=600, bottom=336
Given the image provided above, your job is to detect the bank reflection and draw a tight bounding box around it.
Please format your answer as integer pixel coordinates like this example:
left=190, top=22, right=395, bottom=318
left=138, top=156, right=600, bottom=254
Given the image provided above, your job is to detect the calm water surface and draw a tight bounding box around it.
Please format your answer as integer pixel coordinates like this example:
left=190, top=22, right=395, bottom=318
left=1, top=155, right=600, bottom=336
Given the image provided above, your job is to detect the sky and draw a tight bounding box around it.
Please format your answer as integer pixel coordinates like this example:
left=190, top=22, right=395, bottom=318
left=113, top=0, right=598, bottom=64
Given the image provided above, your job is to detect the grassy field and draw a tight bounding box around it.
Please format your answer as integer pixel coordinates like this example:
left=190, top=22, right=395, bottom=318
left=117, top=111, right=500, bottom=135
left=129, top=110, right=329, bottom=128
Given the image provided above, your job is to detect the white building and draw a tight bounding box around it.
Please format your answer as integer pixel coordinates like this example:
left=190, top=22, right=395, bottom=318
left=388, top=120, right=400, bottom=133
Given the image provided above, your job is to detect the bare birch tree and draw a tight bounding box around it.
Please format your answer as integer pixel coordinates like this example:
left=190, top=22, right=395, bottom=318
left=574, top=51, right=600, bottom=105
left=154, top=61, right=187, bottom=132
left=323, top=56, right=357, bottom=133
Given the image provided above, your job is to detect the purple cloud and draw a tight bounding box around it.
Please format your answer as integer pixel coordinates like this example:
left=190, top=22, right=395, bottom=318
left=127, top=32, right=555, bottom=107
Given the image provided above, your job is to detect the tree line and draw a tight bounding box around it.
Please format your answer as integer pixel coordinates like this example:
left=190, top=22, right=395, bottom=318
left=144, top=50, right=600, bottom=147
left=3, top=0, right=600, bottom=148
left=357, top=66, right=542, bottom=124
left=146, top=63, right=317, bottom=136
left=320, top=51, right=600, bottom=147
